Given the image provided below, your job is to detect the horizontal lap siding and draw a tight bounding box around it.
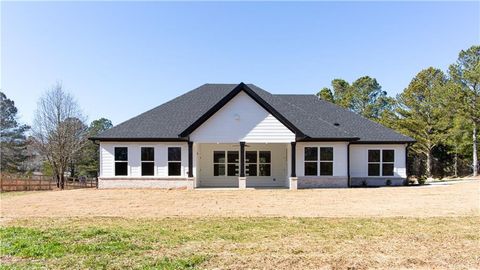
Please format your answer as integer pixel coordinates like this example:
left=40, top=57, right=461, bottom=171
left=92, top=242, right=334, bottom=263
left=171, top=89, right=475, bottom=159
left=190, top=91, right=295, bottom=143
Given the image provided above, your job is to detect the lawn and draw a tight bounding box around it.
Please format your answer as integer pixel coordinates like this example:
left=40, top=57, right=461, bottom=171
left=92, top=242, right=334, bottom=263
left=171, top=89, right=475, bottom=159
left=1, top=181, right=479, bottom=269
left=1, top=217, right=479, bottom=269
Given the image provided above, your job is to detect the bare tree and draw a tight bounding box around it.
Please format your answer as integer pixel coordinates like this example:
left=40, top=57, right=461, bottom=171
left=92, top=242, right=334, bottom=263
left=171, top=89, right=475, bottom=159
left=31, top=83, right=87, bottom=189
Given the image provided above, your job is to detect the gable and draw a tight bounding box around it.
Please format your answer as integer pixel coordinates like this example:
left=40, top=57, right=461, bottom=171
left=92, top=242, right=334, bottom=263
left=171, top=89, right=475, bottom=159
left=190, top=91, right=295, bottom=143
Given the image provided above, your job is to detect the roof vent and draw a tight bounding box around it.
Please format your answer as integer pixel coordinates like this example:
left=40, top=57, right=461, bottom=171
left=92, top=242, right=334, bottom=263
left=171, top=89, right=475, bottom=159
left=333, top=123, right=340, bottom=126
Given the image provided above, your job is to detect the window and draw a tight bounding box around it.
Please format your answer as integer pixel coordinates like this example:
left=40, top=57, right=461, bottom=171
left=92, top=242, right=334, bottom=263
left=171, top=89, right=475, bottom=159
left=245, top=151, right=271, bottom=177
left=141, top=147, right=154, bottom=176
left=168, top=147, right=181, bottom=176
left=368, top=149, right=394, bottom=176
left=213, top=151, right=226, bottom=176
left=114, top=147, right=128, bottom=176
left=319, top=147, right=333, bottom=176
left=212, top=151, right=239, bottom=176
left=304, top=147, right=333, bottom=176
left=304, top=147, right=318, bottom=176
left=246, top=151, right=257, bottom=176
left=227, top=151, right=239, bottom=176
left=382, top=150, right=395, bottom=176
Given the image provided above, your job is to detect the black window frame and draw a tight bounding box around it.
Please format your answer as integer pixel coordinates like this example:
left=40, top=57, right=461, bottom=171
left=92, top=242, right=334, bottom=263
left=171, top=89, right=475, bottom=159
left=114, top=147, right=128, bottom=176
left=368, top=149, right=395, bottom=176
left=141, top=147, right=155, bottom=176
left=304, top=147, right=334, bottom=176
left=319, top=147, right=333, bottom=176
left=304, top=147, right=318, bottom=176
left=167, top=147, right=182, bottom=176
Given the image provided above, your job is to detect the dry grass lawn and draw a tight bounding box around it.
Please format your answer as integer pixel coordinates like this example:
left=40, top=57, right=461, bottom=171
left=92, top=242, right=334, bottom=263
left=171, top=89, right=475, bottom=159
left=1, top=181, right=479, bottom=219
left=1, top=181, right=479, bottom=269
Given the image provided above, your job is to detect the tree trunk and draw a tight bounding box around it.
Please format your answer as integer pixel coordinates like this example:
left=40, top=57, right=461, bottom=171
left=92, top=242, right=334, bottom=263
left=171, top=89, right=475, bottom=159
left=426, top=150, right=432, bottom=178
left=60, top=171, right=65, bottom=190
left=454, top=145, right=458, bottom=178
left=56, top=173, right=60, bottom=188
left=473, top=123, right=478, bottom=177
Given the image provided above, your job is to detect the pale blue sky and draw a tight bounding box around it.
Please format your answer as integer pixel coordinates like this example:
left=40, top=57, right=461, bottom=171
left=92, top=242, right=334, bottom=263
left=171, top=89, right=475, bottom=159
left=2, top=1, right=479, bottom=126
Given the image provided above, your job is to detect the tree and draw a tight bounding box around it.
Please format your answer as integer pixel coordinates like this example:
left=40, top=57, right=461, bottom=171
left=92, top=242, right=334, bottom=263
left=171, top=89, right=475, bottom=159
left=395, top=67, right=451, bottom=177
left=449, top=45, right=480, bottom=176
left=331, top=79, right=353, bottom=109
left=31, top=83, right=87, bottom=189
left=316, top=87, right=334, bottom=102
left=350, top=76, right=393, bottom=119
left=0, top=91, right=30, bottom=172
left=77, top=118, right=113, bottom=177
left=319, top=77, right=394, bottom=121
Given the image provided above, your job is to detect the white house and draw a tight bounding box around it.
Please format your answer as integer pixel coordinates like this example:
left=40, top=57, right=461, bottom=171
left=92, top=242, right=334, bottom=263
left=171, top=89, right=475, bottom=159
left=91, top=83, right=415, bottom=189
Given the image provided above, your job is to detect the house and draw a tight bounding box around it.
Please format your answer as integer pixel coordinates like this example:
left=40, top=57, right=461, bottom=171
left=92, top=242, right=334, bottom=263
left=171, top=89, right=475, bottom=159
left=91, top=83, right=415, bottom=189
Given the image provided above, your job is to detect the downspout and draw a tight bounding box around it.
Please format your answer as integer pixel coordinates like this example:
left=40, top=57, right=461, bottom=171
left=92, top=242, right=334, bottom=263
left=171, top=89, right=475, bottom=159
left=347, top=142, right=351, bottom=188
left=405, top=143, right=410, bottom=182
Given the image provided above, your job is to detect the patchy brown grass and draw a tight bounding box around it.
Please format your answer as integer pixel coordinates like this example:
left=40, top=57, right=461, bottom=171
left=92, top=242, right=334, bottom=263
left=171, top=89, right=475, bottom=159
left=1, top=181, right=478, bottom=219
left=1, top=217, right=479, bottom=269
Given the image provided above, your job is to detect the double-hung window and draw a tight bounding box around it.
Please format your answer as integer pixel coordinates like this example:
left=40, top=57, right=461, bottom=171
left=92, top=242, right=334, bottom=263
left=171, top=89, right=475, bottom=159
left=227, top=151, right=239, bottom=176
left=213, top=151, right=226, bottom=176
left=319, top=147, right=333, bottom=176
left=304, top=147, right=334, bottom=176
left=245, top=151, right=271, bottom=176
left=304, top=147, right=318, bottom=176
left=368, top=149, right=394, bottom=176
left=213, top=151, right=239, bottom=176
left=246, top=151, right=257, bottom=176
left=168, top=147, right=181, bottom=176
left=141, top=147, right=154, bottom=176
left=259, top=151, right=271, bottom=176
left=114, top=147, right=128, bottom=176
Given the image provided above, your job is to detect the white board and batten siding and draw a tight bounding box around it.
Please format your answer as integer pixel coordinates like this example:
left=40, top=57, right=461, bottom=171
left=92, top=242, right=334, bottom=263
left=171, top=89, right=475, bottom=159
left=190, top=91, right=295, bottom=143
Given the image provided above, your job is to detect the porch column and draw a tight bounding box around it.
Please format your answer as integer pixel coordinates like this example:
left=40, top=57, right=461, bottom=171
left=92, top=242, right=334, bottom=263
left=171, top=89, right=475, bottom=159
left=239, top=141, right=246, bottom=189
left=187, top=141, right=194, bottom=190
left=289, top=141, right=298, bottom=190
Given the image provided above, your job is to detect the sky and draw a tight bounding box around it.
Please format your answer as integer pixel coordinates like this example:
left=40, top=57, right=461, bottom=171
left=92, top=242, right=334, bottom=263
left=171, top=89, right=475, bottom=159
left=2, top=1, right=479, bottom=126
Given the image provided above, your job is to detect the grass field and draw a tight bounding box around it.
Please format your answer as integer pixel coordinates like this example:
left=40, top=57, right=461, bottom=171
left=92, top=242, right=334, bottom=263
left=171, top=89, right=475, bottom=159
left=1, top=217, right=479, bottom=269
left=1, top=181, right=479, bottom=269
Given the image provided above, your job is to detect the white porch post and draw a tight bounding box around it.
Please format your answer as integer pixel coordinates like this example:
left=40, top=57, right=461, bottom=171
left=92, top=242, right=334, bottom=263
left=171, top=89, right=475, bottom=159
left=289, top=141, right=298, bottom=190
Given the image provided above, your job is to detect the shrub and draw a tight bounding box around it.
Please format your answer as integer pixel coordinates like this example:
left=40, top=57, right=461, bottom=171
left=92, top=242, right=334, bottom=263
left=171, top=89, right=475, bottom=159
left=386, top=179, right=392, bottom=186
left=417, top=176, right=427, bottom=185
left=362, top=179, right=367, bottom=187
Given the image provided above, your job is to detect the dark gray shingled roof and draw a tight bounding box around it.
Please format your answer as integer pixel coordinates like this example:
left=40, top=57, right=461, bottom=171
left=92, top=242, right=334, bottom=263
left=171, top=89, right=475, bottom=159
left=92, top=83, right=414, bottom=143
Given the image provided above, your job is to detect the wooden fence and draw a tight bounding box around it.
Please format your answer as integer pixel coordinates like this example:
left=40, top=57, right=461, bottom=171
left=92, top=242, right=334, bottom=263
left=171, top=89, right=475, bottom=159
left=0, top=174, right=97, bottom=192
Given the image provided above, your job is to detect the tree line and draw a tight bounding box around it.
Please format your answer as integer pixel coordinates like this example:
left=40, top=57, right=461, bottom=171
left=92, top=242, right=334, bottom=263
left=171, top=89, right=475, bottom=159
left=1, top=83, right=112, bottom=188
left=1, top=45, right=478, bottom=188
left=317, top=45, right=479, bottom=178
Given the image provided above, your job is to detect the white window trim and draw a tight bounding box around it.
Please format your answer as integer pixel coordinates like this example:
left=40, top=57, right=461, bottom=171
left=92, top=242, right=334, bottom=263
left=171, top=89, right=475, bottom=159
left=367, top=149, right=395, bottom=177
left=303, top=146, right=334, bottom=177
left=114, top=146, right=129, bottom=177
left=246, top=150, right=272, bottom=177
left=213, top=150, right=227, bottom=177
left=167, top=146, right=183, bottom=177
left=140, top=146, right=156, bottom=177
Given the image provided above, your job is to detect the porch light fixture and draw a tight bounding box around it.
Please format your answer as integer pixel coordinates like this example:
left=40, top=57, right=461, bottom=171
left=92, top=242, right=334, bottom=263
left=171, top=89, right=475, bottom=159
left=234, top=113, right=240, bottom=120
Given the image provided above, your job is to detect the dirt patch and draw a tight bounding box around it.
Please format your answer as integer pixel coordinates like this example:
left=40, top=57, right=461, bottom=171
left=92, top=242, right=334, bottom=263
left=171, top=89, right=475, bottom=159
left=1, top=181, right=478, bottom=220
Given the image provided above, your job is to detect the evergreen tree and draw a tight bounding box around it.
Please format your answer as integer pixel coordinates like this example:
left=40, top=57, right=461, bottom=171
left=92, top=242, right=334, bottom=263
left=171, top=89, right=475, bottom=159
left=395, top=67, right=451, bottom=177
left=448, top=45, right=480, bottom=176
left=0, top=91, right=30, bottom=172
